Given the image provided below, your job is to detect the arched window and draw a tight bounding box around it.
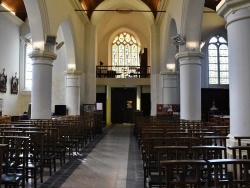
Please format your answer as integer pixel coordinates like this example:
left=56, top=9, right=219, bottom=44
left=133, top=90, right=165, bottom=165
left=208, top=35, right=229, bottom=85
left=25, top=42, right=33, bottom=89
left=112, top=32, right=139, bottom=77
left=20, top=36, right=32, bottom=91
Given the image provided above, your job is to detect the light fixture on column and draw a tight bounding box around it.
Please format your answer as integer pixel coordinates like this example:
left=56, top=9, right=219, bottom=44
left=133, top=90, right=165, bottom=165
left=55, top=41, right=64, bottom=50
left=45, top=35, right=57, bottom=44
left=200, top=40, right=206, bottom=50
left=166, top=64, right=175, bottom=72
left=171, top=34, right=185, bottom=46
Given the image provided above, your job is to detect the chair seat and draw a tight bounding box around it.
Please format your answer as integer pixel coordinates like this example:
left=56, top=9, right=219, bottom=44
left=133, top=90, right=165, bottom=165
left=1, top=173, right=24, bottom=182
left=23, top=161, right=41, bottom=169
left=43, top=153, right=56, bottom=176
left=147, top=174, right=167, bottom=186
left=43, top=153, right=56, bottom=159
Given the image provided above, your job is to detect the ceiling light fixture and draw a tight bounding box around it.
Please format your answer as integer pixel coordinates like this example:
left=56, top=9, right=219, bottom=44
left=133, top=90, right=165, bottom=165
left=115, top=8, right=133, bottom=14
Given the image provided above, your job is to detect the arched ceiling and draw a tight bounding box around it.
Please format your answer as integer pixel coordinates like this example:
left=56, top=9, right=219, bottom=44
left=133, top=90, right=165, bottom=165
left=0, top=0, right=221, bottom=22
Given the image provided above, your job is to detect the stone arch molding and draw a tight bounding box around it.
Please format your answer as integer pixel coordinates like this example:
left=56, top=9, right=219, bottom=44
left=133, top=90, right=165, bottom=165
left=60, top=20, right=76, bottom=70
left=23, top=0, right=45, bottom=51
left=108, top=27, right=142, bottom=66
left=23, top=0, right=77, bottom=53
left=161, top=17, right=178, bottom=71
left=172, top=0, right=205, bottom=52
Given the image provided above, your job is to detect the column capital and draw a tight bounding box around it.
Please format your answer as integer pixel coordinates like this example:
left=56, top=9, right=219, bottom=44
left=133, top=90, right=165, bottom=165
left=175, top=51, right=205, bottom=62
left=217, top=0, right=250, bottom=18
left=64, top=69, right=82, bottom=76
left=29, top=50, right=57, bottom=61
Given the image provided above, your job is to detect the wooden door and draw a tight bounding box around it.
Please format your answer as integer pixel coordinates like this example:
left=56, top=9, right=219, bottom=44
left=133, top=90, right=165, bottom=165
left=111, top=88, right=136, bottom=124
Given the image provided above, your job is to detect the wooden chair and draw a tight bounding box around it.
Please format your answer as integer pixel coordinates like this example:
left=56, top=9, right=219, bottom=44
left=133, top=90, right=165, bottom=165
left=0, top=144, right=8, bottom=185
left=42, top=128, right=57, bottom=176
left=207, top=159, right=250, bottom=188
left=154, top=145, right=189, bottom=187
left=160, top=159, right=206, bottom=188
left=144, top=137, right=172, bottom=187
left=192, top=145, right=226, bottom=180
left=202, top=136, right=229, bottom=159
left=0, top=136, right=29, bottom=188
left=0, top=129, right=45, bottom=187
left=228, top=145, right=250, bottom=183
left=24, top=131, right=44, bottom=188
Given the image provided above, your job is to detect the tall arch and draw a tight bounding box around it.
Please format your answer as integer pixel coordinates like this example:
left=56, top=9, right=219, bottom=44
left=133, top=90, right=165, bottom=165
left=178, top=0, right=205, bottom=52
left=164, top=18, right=178, bottom=71
left=23, top=0, right=46, bottom=50
left=60, top=20, right=76, bottom=70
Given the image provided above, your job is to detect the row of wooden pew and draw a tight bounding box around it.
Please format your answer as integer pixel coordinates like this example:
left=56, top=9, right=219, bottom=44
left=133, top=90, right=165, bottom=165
left=134, top=116, right=250, bottom=188
left=0, top=114, right=103, bottom=188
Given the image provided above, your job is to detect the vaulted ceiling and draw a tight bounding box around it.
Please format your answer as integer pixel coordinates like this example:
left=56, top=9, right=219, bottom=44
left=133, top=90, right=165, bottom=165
left=0, top=0, right=221, bottom=22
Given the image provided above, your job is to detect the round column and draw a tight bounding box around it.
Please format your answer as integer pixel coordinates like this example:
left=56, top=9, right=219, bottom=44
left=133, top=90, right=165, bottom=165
left=176, top=51, right=204, bottom=121
left=65, top=70, right=82, bottom=115
left=160, top=71, right=180, bottom=104
left=29, top=51, right=57, bottom=119
left=218, top=1, right=250, bottom=137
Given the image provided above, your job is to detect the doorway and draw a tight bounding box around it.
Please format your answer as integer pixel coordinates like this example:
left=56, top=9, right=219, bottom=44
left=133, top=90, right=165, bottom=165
left=111, top=88, right=136, bottom=124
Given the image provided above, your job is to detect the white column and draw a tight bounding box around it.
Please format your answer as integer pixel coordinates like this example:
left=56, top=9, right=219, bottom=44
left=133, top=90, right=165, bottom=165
left=65, top=70, right=82, bottom=115
left=176, top=51, right=204, bottom=121
left=160, top=71, right=180, bottom=104
left=29, top=51, right=57, bottom=119
left=217, top=1, right=250, bottom=138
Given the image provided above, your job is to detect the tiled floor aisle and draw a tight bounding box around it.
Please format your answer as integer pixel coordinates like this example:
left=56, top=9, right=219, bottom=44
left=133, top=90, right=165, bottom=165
left=40, top=124, right=144, bottom=188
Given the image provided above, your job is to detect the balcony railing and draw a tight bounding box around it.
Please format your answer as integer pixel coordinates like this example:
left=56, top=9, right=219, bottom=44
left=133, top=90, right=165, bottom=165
left=96, top=66, right=150, bottom=78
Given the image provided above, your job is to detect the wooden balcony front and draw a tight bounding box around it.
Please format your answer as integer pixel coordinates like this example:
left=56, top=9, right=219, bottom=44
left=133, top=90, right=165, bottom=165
left=96, top=66, right=150, bottom=78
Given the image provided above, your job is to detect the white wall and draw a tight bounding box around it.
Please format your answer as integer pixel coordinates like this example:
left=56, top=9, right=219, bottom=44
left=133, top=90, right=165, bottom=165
left=0, top=14, right=22, bottom=116
left=51, top=27, right=67, bottom=114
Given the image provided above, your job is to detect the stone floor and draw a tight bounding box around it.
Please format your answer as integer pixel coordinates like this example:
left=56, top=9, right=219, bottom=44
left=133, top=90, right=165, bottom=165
left=30, top=124, right=144, bottom=188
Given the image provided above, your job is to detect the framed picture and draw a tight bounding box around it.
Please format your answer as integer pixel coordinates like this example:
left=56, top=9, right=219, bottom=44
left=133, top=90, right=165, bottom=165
left=83, top=104, right=96, bottom=116
left=11, top=73, right=18, bottom=94
left=0, top=69, right=7, bottom=93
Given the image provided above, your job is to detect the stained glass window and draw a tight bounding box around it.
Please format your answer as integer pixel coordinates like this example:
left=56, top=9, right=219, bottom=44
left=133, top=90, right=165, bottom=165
left=208, top=35, right=229, bottom=85
left=112, top=32, right=139, bottom=77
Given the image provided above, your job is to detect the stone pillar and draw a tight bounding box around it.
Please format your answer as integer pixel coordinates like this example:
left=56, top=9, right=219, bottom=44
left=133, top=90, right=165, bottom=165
left=217, top=1, right=250, bottom=140
left=176, top=51, right=204, bottom=121
left=29, top=51, right=57, bottom=119
left=65, top=70, right=82, bottom=115
left=160, top=71, right=180, bottom=105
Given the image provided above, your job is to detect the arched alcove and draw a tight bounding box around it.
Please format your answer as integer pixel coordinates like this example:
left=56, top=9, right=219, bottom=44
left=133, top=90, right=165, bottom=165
left=52, top=19, right=77, bottom=110
left=164, top=18, right=179, bottom=72
left=60, top=20, right=76, bottom=70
